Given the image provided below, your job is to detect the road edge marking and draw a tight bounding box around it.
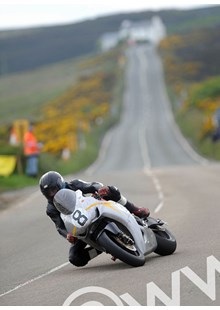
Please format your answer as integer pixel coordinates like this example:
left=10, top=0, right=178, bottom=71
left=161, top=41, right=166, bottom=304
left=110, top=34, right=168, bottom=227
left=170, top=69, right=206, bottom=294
left=0, top=262, right=69, bottom=298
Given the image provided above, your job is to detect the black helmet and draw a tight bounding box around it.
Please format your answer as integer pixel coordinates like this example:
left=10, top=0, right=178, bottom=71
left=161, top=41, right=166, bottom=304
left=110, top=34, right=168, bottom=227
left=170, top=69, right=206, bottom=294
left=39, top=171, right=65, bottom=200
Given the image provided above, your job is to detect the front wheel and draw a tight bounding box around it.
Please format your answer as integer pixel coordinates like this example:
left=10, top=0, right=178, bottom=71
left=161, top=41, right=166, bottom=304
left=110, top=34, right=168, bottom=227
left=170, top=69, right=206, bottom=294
left=98, top=231, right=146, bottom=267
left=153, top=227, right=177, bottom=256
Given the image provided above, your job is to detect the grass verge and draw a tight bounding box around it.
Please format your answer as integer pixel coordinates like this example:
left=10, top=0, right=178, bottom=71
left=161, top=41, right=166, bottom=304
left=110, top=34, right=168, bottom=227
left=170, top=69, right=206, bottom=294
left=0, top=53, right=124, bottom=192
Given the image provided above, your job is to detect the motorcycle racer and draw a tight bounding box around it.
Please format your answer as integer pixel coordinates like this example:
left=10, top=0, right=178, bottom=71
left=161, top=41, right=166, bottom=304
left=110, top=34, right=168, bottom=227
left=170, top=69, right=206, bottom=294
left=39, top=170, right=150, bottom=267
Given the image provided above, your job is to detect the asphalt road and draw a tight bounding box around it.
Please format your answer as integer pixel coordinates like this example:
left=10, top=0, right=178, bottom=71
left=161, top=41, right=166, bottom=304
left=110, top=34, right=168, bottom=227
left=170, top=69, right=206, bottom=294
left=0, top=44, right=220, bottom=306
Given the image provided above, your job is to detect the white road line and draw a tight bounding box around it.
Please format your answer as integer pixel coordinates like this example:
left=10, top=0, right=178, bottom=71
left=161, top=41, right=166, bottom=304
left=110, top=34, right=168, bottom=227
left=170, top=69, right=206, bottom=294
left=0, top=262, right=69, bottom=298
left=138, top=117, right=164, bottom=214
left=154, top=202, right=164, bottom=214
left=85, top=128, right=114, bottom=176
left=137, top=49, right=165, bottom=215
left=144, top=168, right=165, bottom=214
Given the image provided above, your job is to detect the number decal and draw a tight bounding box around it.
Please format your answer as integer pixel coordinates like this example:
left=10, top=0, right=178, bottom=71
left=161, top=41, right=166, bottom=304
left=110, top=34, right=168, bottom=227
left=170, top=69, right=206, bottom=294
left=72, top=210, right=88, bottom=226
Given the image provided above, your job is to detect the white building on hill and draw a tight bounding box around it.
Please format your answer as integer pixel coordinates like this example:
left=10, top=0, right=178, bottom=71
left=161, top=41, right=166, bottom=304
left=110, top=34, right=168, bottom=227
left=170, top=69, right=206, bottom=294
left=100, top=16, right=166, bottom=51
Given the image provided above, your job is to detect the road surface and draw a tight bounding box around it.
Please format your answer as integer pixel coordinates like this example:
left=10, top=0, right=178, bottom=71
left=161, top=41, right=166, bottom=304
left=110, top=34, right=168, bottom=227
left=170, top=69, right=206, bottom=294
left=0, top=44, right=220, bottom=306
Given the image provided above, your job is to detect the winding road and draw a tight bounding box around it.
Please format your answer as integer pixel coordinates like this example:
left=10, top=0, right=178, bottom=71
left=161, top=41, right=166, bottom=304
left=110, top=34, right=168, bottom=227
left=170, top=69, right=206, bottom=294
left=0, top=44, right=220, bottom=306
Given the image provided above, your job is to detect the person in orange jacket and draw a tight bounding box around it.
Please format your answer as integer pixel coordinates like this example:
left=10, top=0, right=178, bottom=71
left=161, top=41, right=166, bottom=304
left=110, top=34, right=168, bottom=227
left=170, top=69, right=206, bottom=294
left=23, top=124, right=40, bottom=177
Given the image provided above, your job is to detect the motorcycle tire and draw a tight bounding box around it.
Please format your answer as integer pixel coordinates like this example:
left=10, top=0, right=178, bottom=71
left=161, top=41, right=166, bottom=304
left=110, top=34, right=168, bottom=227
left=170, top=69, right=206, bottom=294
left=153, top=227, right=177, bottom=256
left=98, top=231, right=146, bottom=267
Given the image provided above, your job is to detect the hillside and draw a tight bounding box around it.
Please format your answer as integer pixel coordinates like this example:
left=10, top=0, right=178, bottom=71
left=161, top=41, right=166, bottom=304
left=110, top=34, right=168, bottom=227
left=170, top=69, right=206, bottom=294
left=1, top=5, right=220, bottom=188
left=0, top=5, right=220, bottom=75
left=0, top=47, right=124, bottom=190
left=159, top=21, right=220, bottom=160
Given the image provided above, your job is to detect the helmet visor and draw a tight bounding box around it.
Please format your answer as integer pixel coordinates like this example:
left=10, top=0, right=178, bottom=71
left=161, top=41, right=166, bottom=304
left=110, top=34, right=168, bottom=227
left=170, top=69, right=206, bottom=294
left=42, top=186, right=59, bottom=199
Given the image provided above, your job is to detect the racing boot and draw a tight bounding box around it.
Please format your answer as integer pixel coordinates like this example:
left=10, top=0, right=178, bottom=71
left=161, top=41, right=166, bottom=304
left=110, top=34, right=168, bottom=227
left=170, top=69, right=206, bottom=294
left=132, top=207, right=150, bottom=219
left=125, top=201, right=150, bottom=219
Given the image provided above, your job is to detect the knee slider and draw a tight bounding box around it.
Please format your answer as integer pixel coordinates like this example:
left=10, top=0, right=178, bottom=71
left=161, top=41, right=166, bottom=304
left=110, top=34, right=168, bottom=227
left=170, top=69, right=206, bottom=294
left=69, top=256, right=88, bottom=267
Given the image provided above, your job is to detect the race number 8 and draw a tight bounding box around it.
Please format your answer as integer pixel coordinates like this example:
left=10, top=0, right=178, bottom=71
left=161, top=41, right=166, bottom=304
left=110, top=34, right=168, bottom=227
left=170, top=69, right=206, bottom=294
left=72, top=210, right=88, bottom=226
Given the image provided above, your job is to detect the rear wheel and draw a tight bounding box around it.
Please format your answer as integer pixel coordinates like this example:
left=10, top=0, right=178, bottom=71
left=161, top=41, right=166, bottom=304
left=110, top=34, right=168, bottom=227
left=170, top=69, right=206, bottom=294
left=98, top=231, right=145, bottom=267
left=153, top=227, right=177, bottom=256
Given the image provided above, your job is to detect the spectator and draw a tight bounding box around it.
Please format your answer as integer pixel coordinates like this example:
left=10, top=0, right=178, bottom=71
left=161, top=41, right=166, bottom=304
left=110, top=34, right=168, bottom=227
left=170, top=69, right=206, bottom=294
left=23, top=124, right=40, bottom=177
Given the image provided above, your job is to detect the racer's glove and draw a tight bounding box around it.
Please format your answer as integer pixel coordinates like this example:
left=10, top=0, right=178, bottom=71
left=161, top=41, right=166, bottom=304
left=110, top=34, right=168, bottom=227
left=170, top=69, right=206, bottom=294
left=97, top=185, right=121, bottom=201
left=66, top=233, right=77, bottom=244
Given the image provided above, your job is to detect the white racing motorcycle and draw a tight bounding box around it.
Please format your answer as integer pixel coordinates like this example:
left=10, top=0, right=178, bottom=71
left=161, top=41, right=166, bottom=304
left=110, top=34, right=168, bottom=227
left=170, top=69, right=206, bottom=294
left=54, top=189, right=177, bottom=267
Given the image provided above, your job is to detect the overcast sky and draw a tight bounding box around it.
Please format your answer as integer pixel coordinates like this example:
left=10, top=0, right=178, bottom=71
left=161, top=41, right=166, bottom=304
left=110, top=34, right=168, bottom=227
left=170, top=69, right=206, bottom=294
left=0, top=1, right=218, bottom=30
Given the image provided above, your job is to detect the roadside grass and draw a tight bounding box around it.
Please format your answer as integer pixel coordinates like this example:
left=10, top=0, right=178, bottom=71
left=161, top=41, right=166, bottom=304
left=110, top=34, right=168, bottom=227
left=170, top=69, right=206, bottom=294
left=167, top=86, right=220, bottom=161
left=0, top=175, right=38, bottom=192
left=0, top=53, right=97, bottom=124
left=0, top=50, right=124, bottom=192
left=0, top=95, right=123, bottom=192
left=0, top=134, right=100, bottom=192
left=176, top=108, right=220, bottom=160
left=160, top=23, right=220, bottom=163
left=39, top=127, right=104, bottom=176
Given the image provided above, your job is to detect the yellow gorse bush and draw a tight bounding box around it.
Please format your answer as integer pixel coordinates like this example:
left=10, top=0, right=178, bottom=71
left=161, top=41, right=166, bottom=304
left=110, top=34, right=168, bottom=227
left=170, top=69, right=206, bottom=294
left=35, top=70, right=113, bottom=154
left=160, top=33, right=220, bottom=139
left=160, top=35, right=186, bottom=50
